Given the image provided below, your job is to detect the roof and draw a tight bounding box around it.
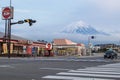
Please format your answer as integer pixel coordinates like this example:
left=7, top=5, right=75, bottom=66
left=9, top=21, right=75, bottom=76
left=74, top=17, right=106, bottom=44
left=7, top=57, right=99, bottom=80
left=53, top=39, right=77, bottom=45
left=0, top=32, right=29, bottom=40
left=77, top=43, right=85, bottom=47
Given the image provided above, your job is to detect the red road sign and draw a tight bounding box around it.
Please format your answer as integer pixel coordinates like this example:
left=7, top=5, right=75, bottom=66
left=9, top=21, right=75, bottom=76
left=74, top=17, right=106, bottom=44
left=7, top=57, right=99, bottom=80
left=46, top=43, right=52, bottom=50
left=2, top=7, right=13, bottom=20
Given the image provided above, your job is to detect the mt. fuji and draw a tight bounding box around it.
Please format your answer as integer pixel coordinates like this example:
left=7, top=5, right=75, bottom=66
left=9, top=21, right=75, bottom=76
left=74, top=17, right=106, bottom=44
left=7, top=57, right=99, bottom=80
left=61, top=21, right=109, bottom=35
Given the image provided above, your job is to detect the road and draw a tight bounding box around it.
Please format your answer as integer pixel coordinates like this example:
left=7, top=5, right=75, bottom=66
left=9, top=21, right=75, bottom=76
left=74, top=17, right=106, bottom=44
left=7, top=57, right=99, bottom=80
left=0, top=56, right=119, bottom=80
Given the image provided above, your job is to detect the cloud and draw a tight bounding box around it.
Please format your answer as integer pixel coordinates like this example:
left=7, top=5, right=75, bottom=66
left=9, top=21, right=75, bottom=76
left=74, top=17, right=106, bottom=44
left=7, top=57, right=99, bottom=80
left=91, top=0, right=120, bottom=13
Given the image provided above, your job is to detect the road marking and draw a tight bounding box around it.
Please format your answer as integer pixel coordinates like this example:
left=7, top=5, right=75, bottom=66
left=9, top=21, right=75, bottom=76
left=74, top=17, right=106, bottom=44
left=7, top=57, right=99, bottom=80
left=69, top=70, right=120, bottom=75
left=0, top=65, right=14, bottom=68
left=78, top=68, right=120, bottom=72
left=57, top=72, right=120, bottom=78
left=77, top=69, right=120, bottom=72
left=42, top=63, right=120, bottom=79
left=40, top=68, right=71, bottom=71
left=42, top=75, right=112, bottom=80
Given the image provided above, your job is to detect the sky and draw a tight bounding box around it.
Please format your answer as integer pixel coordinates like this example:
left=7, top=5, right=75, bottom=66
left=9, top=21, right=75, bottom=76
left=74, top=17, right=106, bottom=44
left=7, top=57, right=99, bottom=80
left=0, top=0, right=120, bottom=44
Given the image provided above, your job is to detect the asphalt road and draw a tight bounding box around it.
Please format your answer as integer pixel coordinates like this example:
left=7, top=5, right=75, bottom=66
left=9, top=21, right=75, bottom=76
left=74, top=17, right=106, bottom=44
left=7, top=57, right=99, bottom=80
left=0, top=56, right=119, bottom=80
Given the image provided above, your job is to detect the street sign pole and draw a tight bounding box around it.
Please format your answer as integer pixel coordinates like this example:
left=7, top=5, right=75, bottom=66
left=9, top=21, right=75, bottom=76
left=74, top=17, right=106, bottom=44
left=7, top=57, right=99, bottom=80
left=8, top=19, right=11, bottom=58
left=3, top=20, right=8, bottom=42
left=2, top=6, right=14, bottom=58
left=8, top=0, right=11, bottom=58
left=46, top=43, right=53, bottom=56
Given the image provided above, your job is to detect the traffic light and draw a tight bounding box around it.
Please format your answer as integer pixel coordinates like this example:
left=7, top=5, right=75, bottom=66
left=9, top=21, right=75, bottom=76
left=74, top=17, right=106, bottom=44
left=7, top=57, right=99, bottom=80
left=91, top=36, right=95, bottom=39
left=24, top=19, right=36, bottom=26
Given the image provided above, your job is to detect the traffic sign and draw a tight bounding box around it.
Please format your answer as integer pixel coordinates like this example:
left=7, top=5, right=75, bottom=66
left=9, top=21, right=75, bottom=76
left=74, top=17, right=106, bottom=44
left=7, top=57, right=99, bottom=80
left=46, top=43, right=52, bottom=50
left=2, top=7, right=13, bottom=20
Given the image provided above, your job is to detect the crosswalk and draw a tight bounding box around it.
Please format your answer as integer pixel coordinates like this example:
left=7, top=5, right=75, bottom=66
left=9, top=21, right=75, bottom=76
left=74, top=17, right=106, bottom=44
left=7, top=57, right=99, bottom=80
left=42, top=63, right=120, bottom=80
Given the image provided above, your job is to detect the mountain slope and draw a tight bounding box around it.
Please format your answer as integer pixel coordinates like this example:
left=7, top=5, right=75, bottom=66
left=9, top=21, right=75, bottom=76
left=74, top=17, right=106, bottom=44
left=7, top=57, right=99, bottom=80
left=61, top=21, right=109, bottom=35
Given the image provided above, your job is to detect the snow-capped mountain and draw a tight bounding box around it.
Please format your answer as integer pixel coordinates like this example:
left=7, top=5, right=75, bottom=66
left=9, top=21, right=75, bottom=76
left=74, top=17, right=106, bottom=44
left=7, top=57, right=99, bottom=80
left=62, top=21, right=109, bottom=35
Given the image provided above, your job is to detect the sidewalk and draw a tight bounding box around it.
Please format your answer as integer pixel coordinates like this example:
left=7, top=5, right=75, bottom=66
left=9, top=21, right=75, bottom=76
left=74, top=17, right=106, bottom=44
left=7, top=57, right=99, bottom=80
left=38, top=53, right=104, bottom=59
left=0, top=53, right=104, bottom=60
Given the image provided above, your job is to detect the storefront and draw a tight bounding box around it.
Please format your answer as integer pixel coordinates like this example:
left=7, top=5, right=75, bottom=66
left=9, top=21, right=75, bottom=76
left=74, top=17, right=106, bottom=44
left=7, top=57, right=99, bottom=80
left=0, top=32, right=46, bottom=57
left=53, top=46, right=78, bottom=56
left=53, top=39, right=86, bottom=56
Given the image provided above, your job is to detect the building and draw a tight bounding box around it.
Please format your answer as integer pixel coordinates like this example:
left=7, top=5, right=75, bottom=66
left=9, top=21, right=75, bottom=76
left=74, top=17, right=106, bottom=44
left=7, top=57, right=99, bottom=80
left=53, top=39, right=86, bottom=56
left=94, top=44, right=120, bottom=52
left=0, top=32, right=46, bottom=56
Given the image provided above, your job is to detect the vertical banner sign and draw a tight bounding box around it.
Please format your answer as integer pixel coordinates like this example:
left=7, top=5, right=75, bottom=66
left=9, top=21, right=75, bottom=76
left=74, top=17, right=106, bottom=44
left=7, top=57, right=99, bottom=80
left=2, top=6, right=14, bottom=20
left=3, top=43, right=8, bottom=54
left=38, top=47, right=40, bottom=55
left=27, top=46, right=32, bottom=55
left=23, top=46, right=26, bottom=54
left=10, top=43, right=13, bottom=54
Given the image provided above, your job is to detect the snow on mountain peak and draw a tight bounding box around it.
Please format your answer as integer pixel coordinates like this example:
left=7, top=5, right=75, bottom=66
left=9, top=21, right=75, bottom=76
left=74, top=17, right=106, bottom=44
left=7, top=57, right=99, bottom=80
left=66, top=21, right=89, bottom=29
left=74, top=21, right=89, bottom=27
left=61, top=20, right=109, bottom=35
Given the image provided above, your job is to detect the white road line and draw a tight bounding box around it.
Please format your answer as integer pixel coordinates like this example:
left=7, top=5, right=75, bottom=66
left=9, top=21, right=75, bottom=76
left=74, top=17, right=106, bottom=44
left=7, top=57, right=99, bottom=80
left=85, top=67, right=120, bottom=71
left=78, top=69, right=120, bottom=72
left=69, top=70, right=120, bottom=75
left=77, top=66, right=120, bottom=72
left=0, top=65, right=14, bottom=68
left=40, top=68, right=71, bottom=71
left=57, top=72, right=120, bottom=78
left=77, top=68, right=120, bottom=72
left=42, top=75, right=112, bottom=80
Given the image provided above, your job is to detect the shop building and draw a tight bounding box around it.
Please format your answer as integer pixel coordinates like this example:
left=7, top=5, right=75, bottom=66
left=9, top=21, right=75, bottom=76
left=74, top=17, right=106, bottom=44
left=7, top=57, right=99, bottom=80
left=0, top=32, right=46, bottom=56
left=53, top=39, right=86, bottom=56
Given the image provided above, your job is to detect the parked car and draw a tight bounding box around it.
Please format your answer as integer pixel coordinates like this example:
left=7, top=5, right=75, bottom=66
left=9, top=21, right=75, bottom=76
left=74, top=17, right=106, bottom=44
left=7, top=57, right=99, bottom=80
left=104, top=50, right=118, bottom=59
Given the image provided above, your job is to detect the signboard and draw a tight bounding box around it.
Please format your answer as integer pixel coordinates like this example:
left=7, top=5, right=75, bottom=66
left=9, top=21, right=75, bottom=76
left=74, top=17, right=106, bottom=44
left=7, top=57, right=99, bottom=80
left=2, top=7, right=14, bottom=20
left=46, top=43, right=52, bottom=50
left=3, top=43, right=8, bottom=54
left=3, top=43, right=13, bottom=54
left=10, top=43, right=13, bottom=54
